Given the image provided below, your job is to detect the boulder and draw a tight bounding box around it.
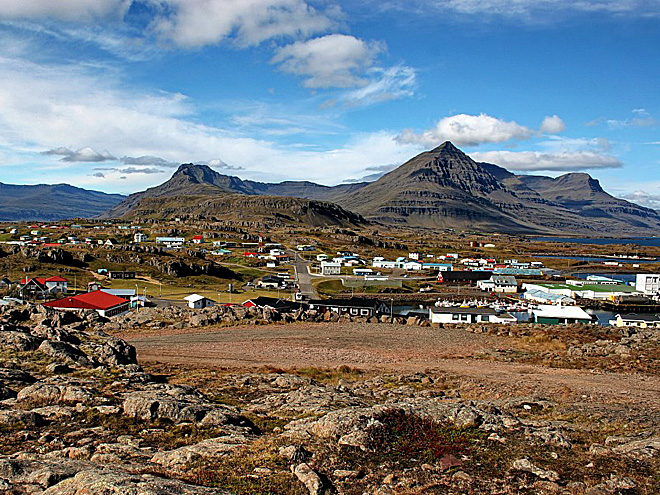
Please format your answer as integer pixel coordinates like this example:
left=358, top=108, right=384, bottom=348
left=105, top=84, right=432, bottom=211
left=42, top=469, right=235, bottom=494
left=17, top=382, right=94, bottom=406
left=0, top=331, right=43, bottom=351
left=38, top=341, right=94, bottom=367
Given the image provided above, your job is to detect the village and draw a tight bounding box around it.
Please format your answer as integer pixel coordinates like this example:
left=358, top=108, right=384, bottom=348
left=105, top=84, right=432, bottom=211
left=2, top=220, right=660, bottom=330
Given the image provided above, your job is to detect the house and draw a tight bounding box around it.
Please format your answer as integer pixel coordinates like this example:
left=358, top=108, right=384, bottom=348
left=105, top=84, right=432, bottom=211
left=0, top=277, right=12, bottom=289
left=242, top=296, right=306, bottom=312
left=408, top=252, right=422, bottom=260
left=108, top=271, right=136, bottom=280
left=635, top=274, right=660, bottom=296
left=321, top=261, right=341, bottom=275
left=156, top=237, right=185, bottom=248
left=43, top=290, right=130, bottom=317
left=192, top=235, right=204, bottom=244
left=258, top=274, right=285, bottom=289
left=353, top=268, right=374, bottom=276
left=523, top=289, right=574, bottom=305
left=422, top=263, right=453, bottom=271
left=429, top=307, right=517, bottom=325
left=609, top=313, right=660, bottom=328
left=477, top=275, right=518, bottom=293
left=437, top=271, right=492, bottom=284
left=19, top=276, right=68, bottom=298
left=243, top=252, right=259, bottom=258
left=307, top=298, right=390, bottom=318
left=184, top=294, right=216, bottom=309
left=87, top=281, right=102, bottom=292
left=134, top=233, right=148, bottom=243
left=529, top=305, right=594, bottom=325
left=104, top=238, right=118, bottom=247
left=403, top=261, right=423, bottom=271
left=297, top=245, right=315, bottom=251
left=316, top=254, right=330, bottom=262
left=210, top=249, right=232, bottom=256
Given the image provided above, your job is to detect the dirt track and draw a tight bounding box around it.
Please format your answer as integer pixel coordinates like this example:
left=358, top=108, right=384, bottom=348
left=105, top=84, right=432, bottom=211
left=121, top=322, right=660, bottom=413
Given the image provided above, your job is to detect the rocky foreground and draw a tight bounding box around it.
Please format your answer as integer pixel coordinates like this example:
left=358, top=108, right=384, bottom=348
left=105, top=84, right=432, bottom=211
left=1, top=305, right=659, bottom=495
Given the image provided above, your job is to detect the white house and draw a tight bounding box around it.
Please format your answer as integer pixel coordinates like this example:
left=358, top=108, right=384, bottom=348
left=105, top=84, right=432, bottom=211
left=408, top=252, right=422, bottom=260
left=184, top=294, right=216, bottom=309
left=635, top=274, right=660, bottom=296
left=134, top=233, right=148, bottom=243
left=156, top=237, right=185, bottom=248
left=477, top=275, right=518, bottom=293
left=609, top=313, right=660, bottom=328
left=403, top=261, right=423, bottom=271
left=429, top=307, right=516, bottom=325
left=321, top=261, right=341, bottom=275
left=530, top=305, right=594, bottom=325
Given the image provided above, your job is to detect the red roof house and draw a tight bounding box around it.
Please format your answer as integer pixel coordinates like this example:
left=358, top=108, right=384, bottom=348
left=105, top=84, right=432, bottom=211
left=43, top=290, right=129, bottom=317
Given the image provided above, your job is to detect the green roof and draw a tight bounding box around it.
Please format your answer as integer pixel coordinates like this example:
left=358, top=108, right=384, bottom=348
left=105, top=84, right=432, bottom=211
left=577, top=284, right=637, bottom=293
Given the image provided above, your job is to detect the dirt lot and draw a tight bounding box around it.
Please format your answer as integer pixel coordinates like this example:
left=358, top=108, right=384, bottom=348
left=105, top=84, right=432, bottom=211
left=120, top=322, right=660, bottom=414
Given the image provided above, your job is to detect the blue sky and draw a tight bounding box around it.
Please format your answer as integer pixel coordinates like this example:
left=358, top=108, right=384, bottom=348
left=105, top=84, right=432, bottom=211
left=0, top=0, right=658, bottom=207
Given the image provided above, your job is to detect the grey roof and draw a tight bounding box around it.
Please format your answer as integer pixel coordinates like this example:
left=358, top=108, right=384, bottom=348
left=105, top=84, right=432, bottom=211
left=430, top=307, right=498, bottom=315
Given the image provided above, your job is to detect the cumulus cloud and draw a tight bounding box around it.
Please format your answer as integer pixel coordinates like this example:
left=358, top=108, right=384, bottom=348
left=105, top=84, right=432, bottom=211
left=272, top=34, right=382, bottom=88
left=469, top=150, right=623, bottom=172
left=151, top=0, right=339, bottom=48
left=397, top=113, right=569, bottom=147
left=41, top=146, right=116, bottom=162
left=540, top=115, right=566, bottom=134
left=618, top=190, right=660, bottom=209
left=397, top=113, right=534, bottom=147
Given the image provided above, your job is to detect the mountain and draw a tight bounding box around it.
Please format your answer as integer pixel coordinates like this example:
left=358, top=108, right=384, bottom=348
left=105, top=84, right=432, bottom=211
left=102, top=164, right=366, bottom=227
left=0, top=182, right=125, bottom=222
left=102, top=144, right=660, bottom=234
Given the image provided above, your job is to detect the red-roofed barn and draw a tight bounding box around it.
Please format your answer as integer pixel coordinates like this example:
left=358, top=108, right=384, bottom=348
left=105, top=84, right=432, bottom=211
left=43, top=290, right=129, bottom=317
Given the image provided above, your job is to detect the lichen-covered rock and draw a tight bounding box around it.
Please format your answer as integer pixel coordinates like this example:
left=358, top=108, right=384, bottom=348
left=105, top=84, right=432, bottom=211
left=151, top=427, right=254, bottom=470
left=0, top=331, right=43, bottom=351
left=122, top=384, right=243, bottom=425
left=17, top=382, right=93, bottom=406
left=42, top=469, right=235, bottom=494
left=38, top=340, right=94, bottom=367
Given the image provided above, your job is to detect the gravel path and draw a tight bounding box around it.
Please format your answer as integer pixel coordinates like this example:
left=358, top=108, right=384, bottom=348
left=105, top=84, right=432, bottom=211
left=121, top=322, right=660, bottom=412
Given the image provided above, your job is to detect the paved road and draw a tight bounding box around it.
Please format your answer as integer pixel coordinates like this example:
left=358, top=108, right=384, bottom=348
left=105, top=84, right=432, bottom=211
left=294, top=253, right=317, bottom=299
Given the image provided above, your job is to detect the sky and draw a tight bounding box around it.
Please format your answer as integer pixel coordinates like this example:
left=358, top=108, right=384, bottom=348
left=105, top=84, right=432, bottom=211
left=0, top=0, right=658, bottom=207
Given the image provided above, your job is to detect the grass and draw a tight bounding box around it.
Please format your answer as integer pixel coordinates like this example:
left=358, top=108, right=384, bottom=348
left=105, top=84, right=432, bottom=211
left=290, top=365, right=364, bottom=384
left=362, top=408, right=483, bottom=466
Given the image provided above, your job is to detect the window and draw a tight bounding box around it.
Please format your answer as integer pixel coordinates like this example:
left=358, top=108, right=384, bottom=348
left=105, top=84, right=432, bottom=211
left=361, top=309, right=369, bottom=316
left=350, top=308, right=358, bottom=315
left=481, top=315, right=489, bottom=322
left=452, top=314, right=459, bottom=321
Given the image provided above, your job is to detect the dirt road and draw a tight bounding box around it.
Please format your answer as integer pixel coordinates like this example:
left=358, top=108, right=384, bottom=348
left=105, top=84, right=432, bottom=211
left=120, top=322, right=660, bottom=412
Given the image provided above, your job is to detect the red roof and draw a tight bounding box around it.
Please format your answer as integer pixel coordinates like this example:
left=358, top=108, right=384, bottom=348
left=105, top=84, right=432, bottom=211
left=43, top=290, right=129, bottom=311
left=21, top=276, right=67, bottom=285
left=193, top=235, right=203, bottom=239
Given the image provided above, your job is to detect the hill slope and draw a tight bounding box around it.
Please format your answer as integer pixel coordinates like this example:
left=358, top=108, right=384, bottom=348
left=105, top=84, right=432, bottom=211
left=0, top=183, right=125, bottom=222
left=102, top=164, right=366, bottom=227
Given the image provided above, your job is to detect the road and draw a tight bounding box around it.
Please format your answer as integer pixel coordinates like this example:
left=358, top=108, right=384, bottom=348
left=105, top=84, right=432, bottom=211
left=294, top=252, right=317, bottom=299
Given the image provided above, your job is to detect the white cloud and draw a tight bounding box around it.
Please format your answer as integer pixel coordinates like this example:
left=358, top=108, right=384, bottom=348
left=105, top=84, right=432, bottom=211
left=397, top=113, right=534, bottom=147
left=0, top=54, right=421, bottom=190
left=205, top=158, right=244, bottom=170
left=540, top=115, right=565, bottom=134
left=618, top=190, right=660, bottom=209
left=0, top=0, right=130, bottom=21
left=272, top=34, right=382, bottom=88
left=470, top=150, right=623, bottom=171
left=41, top=146, right=116, bottom=162
left=607, top=108, right=658, bottom=128
left=341, top=65, right=416, bottom=106
left=121, top=155, right=178, bottom=167
left=371, top=0, right=660, bottom=19
left=151, top=0, right=339, bottom=48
